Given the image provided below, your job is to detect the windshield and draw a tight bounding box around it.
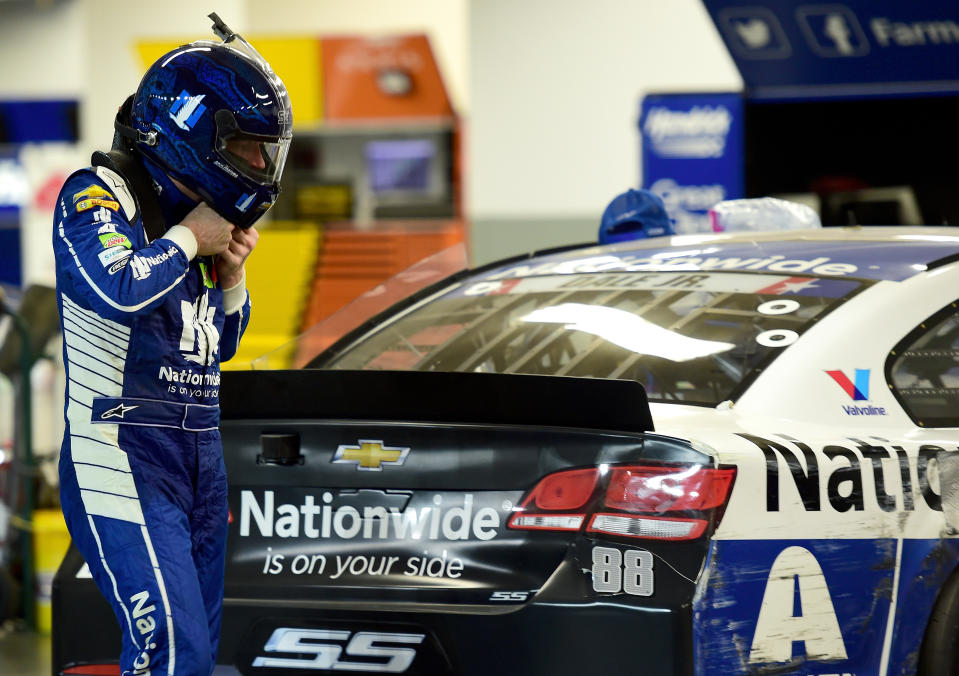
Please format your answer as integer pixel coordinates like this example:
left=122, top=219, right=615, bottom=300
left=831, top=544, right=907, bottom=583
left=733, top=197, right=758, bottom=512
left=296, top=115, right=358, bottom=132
left=316, top=270, right=867, bottom=406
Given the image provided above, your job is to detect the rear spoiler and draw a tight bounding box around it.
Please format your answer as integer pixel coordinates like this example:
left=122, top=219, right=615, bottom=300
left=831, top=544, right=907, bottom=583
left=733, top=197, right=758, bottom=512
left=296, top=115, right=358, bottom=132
left=220, top=370, right=654, bottom=434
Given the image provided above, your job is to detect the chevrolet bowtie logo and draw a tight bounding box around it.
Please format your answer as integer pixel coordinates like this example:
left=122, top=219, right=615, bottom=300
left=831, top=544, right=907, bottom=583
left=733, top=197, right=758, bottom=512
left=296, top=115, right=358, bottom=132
left=100, top=403, right=139, bottom=420
left=333, top=440, right=410, bottom=471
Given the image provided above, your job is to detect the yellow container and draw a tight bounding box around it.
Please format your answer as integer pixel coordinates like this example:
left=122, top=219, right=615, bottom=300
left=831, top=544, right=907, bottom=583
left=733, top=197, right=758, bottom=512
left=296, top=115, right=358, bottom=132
left=136, top=36, right=324, bottom=126
left=32, top=509, right=71, bottom=634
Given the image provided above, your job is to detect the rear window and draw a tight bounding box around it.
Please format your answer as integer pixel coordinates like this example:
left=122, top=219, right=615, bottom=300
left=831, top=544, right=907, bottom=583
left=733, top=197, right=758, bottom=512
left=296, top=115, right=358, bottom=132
left=888, top=303, right=959, bottom=427
left=320, top=271, right=866, bottom=406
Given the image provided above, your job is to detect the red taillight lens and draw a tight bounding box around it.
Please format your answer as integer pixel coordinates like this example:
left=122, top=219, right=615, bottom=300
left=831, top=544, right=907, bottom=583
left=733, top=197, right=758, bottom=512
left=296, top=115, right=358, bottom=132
left=507, top=467, right=599, bottom=531
left=531, top=468, right=598, bottom=510
left=508, top=463, right=737, bottom=541
left=605, top=466, right=736, bottom=513
left=62, top=665, right=121, bottom=675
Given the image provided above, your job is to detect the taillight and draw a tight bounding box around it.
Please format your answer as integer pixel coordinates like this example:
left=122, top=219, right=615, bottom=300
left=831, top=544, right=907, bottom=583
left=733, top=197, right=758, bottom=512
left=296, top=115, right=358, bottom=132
left=509, top=468, right=599, bottom=531
left=62, top=665, right=120, bottom=675
left=530, top=468, right=598, bottom=510
left=508, top=463, right=736, bottom=541
left=605, top=466, right=734, bottom=512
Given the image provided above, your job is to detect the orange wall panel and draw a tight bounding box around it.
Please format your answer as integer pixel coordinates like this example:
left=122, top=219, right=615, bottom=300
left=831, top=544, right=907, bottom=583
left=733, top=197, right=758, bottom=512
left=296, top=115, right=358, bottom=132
left=320, top=35, right=453, bottom=121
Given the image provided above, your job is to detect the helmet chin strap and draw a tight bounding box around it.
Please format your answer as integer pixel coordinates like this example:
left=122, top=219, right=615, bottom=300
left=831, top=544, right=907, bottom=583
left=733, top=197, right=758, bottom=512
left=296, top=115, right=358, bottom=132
left=169, top=176, right=202, bottom=203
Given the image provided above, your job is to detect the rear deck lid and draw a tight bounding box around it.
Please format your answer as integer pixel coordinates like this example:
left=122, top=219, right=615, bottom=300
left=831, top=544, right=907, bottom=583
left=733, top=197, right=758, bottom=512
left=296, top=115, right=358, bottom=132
left=219, top=371, right=727, bottom=606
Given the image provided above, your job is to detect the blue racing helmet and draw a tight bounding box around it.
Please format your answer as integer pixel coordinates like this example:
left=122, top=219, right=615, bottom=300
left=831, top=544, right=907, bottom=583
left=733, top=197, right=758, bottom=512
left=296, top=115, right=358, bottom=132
left=599, top=188, right=674, bottom=243
left=126, top=15, right=292, bottom=228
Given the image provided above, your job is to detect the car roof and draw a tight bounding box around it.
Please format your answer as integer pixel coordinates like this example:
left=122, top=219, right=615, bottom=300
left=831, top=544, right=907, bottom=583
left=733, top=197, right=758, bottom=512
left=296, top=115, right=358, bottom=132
left=483, top=226, right=959, bottom=283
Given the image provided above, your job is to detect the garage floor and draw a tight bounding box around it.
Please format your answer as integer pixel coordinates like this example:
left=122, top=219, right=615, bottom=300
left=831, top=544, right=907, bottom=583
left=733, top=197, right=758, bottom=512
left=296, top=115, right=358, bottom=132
left=0, top=625, right=50, bottom=676
left=0, top=626, right=242, bottom=675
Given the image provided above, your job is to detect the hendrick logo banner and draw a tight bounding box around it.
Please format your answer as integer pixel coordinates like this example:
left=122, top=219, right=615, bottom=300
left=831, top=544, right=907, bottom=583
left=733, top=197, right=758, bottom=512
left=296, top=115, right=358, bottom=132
left=640, top=92, right=744, bottom=234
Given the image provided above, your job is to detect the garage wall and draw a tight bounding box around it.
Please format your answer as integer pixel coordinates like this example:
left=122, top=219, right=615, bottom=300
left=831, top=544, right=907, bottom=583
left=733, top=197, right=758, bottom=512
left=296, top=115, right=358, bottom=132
left=247, top=0, right=469, bottom=115
left=467, top=0, right=742, bottom=264
left=80, top=0, right=248, bottom=155
left=0, top=0, right=740, bottom=265
left=0, top=0, right=463, bottom=156
left=0, top=1, right=84, bottom=97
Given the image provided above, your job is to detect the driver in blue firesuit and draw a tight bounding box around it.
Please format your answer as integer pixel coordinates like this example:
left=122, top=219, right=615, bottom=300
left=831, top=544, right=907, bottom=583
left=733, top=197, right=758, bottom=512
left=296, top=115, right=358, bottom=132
left=52, top=15, right=292, bottom=675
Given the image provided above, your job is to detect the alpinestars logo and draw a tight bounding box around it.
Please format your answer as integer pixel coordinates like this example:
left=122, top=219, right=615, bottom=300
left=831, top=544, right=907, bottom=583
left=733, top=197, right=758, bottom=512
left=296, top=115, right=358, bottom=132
left=180, top=293, right=220, bottom=365
left=826, top=369, right=886, bottom=416
left=100, top=403, right=138, bottom=420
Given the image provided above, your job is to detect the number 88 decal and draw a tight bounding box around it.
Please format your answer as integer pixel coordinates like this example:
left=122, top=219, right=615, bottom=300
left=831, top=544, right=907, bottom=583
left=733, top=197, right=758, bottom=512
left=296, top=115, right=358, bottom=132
left=591, top=546, right=654, bottom=596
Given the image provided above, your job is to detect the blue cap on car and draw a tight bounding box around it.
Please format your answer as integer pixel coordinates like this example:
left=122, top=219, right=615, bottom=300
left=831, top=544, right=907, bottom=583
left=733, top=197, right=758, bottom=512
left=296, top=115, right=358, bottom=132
left=599, top=188, right=674, bottom=244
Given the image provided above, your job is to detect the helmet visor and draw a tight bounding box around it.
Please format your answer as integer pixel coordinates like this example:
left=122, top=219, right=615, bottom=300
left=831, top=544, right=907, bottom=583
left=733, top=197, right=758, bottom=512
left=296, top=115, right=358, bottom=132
left=216, top=110, right=290, bottom=184
left=222, top=134, right=290, bottom=183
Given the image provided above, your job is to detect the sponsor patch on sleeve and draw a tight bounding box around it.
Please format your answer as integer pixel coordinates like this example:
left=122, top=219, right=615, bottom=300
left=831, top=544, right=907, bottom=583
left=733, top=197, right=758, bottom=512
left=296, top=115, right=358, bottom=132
left=77, top=198, right=120, bottom=213
left=98, top=232, right=132, bottom=249
left=107, top=256, right=131, bottom=275
left=73, top=184, right=115, bottom=203
left=98, top=246, right=132, bottom=267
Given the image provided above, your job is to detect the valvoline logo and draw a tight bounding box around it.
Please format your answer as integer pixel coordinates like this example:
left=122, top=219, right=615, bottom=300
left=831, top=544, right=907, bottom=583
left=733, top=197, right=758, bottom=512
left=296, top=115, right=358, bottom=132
left=826, top=369, right=869, bottom=401
left=826, top=369, right=887, bottom=416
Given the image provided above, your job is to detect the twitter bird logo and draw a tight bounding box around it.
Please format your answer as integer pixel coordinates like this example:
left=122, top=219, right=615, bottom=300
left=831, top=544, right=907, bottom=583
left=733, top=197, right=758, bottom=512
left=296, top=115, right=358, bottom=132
left=719, top=8, right=791, bottom=59
left=735, top=19, right=771, bottom=49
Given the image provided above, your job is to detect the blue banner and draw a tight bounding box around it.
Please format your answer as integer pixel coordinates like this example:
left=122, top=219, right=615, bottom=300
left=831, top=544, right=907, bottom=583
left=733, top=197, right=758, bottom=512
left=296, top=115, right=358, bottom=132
left=0, top=152, right=24, bottom=286
left=640, top=92, right=744, bottom=233
left=703, top=0, right=959, bottom=99
left=0, top=100, right=78, bottom=144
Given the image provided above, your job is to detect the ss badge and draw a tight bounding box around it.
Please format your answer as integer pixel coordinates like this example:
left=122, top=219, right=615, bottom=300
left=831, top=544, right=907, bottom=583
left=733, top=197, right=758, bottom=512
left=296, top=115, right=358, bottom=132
left=253, top=627, right=425, bottom=672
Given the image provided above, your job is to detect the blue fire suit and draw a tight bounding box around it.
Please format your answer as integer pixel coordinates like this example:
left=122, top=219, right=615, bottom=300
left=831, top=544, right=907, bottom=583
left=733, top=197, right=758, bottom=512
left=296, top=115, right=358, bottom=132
left=54, top=160, right=250, bottom=675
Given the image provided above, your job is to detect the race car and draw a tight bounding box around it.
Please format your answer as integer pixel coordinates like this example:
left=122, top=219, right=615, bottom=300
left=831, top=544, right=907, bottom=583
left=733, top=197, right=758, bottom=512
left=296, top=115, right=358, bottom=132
left=54, top=226, right=959, bottom=675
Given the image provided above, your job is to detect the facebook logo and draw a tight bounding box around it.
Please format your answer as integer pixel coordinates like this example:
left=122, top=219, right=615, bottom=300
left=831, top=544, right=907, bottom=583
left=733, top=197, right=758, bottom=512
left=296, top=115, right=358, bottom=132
left=796, top=5, right=870, bottom=57
left=717, top=7, right=792, bottom=59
